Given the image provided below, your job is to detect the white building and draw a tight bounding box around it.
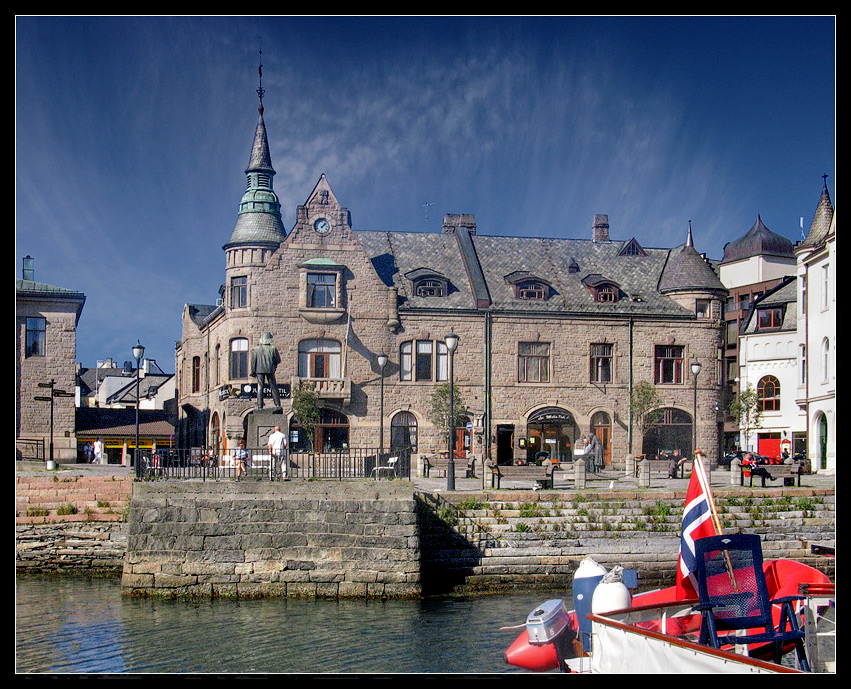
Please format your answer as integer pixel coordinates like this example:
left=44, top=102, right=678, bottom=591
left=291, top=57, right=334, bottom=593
left=795, top=179, right=835, bottom=472
left=737, top=277, right=806, bottom=458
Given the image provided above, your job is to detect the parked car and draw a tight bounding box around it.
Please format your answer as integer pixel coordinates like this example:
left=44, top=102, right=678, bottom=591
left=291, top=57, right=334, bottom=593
left=719, top=450, right=745, bottom=468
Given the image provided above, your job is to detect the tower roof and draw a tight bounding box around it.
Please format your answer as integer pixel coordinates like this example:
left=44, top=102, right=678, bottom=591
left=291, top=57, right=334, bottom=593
left=721, top=215, right=794, bottom=264
left=223, top=104, right=286, bottom=249
left=798, top=177, right=834, bottom=251
left=658, top=225, right=726, bottom=294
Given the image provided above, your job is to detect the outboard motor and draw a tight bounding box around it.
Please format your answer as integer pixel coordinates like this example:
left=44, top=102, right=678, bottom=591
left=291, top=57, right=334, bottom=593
left=524, top=599, right=573, bottom=672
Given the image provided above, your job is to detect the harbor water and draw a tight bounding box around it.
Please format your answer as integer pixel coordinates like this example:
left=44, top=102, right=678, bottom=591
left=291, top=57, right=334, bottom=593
left=16, top=575, right=554, bottom=674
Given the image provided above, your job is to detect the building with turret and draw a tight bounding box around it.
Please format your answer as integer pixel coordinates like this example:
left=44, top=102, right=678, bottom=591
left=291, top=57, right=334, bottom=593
left=176, top=94, right=728, bottom=470
left=794, top=179, right=835, bottom=472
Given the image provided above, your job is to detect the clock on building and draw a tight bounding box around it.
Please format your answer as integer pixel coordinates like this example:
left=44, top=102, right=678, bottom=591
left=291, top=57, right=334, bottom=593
left=313, top=218, right=330, bottom=234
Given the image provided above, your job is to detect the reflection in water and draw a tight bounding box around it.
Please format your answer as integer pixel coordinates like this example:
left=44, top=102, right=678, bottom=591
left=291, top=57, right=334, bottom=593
left=16, top=576, right=555, bottom=674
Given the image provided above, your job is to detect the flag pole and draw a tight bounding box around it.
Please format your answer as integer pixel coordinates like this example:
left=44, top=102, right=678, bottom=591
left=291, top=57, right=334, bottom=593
left=695, top=449, right=738, bottom=590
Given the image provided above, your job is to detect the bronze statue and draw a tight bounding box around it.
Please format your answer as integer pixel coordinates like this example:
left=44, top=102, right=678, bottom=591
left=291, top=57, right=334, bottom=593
left=251, top=332, right=281, bottom=409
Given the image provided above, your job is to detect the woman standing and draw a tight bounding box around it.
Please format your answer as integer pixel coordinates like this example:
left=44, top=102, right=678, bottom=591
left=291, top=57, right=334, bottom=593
left=234, top=439, right=251, bottom=480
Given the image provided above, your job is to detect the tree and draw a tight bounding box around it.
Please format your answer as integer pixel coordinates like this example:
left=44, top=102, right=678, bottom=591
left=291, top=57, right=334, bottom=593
left=730, top=384, right=762, bottom=451
left=629, top=380, right=663, bottom=437
left=427, top=382, right=469, bottom=430
left=291, top=383, right=320, bottom=451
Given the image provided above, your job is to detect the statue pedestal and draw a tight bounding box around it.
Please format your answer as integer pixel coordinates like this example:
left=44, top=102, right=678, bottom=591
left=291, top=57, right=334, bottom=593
left=246, top=408, right=284, bottom=449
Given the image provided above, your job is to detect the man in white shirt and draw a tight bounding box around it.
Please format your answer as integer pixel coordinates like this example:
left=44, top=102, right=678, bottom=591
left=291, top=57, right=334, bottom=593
left=267, top=425, right=288, bottom=480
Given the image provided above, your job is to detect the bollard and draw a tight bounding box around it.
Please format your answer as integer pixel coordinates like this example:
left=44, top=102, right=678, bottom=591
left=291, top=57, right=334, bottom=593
left=730, top=458, right=742, bottom=485
left=625, top=453, right=635, bottom=478
left=638, top=458, right=650, bottom=487
left=573, top=459, right=586, bottom=489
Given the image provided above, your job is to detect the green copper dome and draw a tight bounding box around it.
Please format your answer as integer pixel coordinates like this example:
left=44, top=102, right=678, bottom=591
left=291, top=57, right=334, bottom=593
left=224, top=105, right=286, bottom=249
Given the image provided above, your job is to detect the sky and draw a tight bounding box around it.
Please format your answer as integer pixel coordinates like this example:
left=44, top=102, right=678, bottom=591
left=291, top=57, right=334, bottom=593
left=15, top=16, right=835, bottom=372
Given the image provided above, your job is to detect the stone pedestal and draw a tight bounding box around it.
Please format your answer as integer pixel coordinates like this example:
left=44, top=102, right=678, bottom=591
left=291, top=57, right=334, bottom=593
left=245, top=408, right=284, bottom=449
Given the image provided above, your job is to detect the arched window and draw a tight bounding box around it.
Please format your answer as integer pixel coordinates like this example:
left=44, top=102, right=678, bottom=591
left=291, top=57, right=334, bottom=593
left=821, top=338, right=830, bottom=383
left=757, top=375, right=781, bottom=412
left=415, top=279, right=444, bottom=297
left=641, top=408, right=693, bottom=460
left=391, top=411, right=418, bottom=453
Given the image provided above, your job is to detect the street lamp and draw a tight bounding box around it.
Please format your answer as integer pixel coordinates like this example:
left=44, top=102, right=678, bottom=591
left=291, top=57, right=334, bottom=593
left=377, top=352, right=388, bottom=462
left=133, top=340, right=145, bottom=468
left=445, top=330, right=460, bottom=491
left=691, top=358, right=702, bottom=459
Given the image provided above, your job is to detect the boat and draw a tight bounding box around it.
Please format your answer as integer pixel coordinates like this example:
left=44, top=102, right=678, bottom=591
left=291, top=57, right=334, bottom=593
left=502, top=452, right=833, bottom=673
left=503, top=556, right=831, bottom=673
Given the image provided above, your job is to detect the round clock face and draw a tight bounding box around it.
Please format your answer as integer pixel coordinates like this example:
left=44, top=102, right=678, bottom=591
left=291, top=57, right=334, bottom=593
left=314, top=218, right=330, bottom=234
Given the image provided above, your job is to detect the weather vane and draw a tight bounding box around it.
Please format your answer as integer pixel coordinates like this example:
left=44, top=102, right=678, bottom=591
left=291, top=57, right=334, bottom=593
left=257, top=37, right=265, bottom=107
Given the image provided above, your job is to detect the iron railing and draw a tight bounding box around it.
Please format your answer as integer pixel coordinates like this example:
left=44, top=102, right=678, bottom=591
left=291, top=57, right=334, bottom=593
left=16, top=438, right=45, bottom=462
left=133, top=446, right=412, bottom=482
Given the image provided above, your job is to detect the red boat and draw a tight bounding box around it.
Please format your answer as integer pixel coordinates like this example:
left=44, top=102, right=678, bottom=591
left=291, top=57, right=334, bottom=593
left=504, top=557, right=831, bottom=672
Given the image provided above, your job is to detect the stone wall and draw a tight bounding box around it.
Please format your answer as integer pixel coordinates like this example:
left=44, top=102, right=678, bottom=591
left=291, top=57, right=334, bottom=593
left=418, top=487, right=836, bottom=594
left=121, top=481, right=421, bottom=598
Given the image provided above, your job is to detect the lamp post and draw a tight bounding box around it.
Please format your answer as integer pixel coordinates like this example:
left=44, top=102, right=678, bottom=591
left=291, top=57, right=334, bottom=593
left=377, top=352, right=388, bottom=461
left=691, top=358, right=702, bottom=458
left=445, top=330, right=460, bottom=491
left=133, top=340, right=145, bottom=468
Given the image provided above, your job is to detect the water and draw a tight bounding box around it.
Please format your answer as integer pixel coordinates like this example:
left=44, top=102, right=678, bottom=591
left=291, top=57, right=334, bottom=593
left=16, top=575, right=553, bottom=674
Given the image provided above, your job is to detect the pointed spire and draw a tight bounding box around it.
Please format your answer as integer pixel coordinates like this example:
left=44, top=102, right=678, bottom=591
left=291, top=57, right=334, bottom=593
left=799, top=174, right=834, bottom=250
left=686, top=220, right=694, bottom=248
left=659, top=222, right=725, bottom=294
left=223, top=57, right=286, bottom=250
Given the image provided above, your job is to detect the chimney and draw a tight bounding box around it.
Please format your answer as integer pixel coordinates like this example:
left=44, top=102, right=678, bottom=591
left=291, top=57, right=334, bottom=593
left=22, top=255, right=34, bottom=281
left=442, top=213, right=477, bottom=235
left=592, top=215, right=610, bottom=242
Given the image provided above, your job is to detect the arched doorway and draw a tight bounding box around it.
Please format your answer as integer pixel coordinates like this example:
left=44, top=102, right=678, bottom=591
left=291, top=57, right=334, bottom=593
left=289, top=409, right=350, bottom=452
left=641, top=408, right=693, bottom=460
left=816, top=412, right=828, bottom=471
left=526, top=407, right=579, bottom=465
left=591, top=411, right=612, bottom=466
left=210, top=412, right=222, bottom=454
left=390, top=411, right=418, bottom=453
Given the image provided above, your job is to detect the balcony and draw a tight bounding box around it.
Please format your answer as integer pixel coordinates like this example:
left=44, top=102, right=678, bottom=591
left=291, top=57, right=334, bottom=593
left=291, top=376, right=352, bottom=407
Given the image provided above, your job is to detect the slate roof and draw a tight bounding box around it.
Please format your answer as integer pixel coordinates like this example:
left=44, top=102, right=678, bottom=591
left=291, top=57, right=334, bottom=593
left=741, top=276, right=798, bottom=335
left=798, top=180, right=835, bottom=251
left=76, top=407, right=174, bottom=438
left=358, top=229, right=724, bottom=318
left=721, top=216, right=795, bottom=263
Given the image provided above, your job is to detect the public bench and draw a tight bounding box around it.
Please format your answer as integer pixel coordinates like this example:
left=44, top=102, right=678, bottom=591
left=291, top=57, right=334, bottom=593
left=633, top=456, right=692, bottom=478
left=487, top=462, right=555, bottom=489
left=422, top=454, right=476, bottom=478
left=742, top=462, right=802, bottom=488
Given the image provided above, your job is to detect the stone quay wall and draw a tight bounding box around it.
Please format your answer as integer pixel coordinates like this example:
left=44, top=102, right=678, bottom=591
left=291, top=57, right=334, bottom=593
left=16, top=476, right=835, bottom=597
left=121, top=481, right=421, bottom=599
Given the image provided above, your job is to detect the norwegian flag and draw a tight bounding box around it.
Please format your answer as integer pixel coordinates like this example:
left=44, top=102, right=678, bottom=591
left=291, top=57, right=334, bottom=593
left=675, top=454, right=719, bottom=598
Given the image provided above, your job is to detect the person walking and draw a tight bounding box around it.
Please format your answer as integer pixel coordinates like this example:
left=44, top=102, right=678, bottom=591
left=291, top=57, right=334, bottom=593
left=267, top=425, right=288, bottom=480
left=93, top=438, right=104, bottom=465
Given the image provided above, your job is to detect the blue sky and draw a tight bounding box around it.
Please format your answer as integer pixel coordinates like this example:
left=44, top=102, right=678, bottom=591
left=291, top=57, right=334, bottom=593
left=16, top=16, right=835, bottom=371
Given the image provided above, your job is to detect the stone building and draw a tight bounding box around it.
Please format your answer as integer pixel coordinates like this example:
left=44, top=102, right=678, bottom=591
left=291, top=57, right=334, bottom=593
left=16, top=256, right=86, bottom=462
left=176, top=99, right=728, bottom=470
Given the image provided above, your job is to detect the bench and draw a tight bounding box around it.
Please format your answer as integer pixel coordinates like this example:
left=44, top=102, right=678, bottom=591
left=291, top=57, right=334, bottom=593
left=422, top=455, right=476, bottom=478
left=742, top=462, right=801, bottom=487
left=634, top=456, right=692, bottom=478
left=487, top=462, right=555, bottom=489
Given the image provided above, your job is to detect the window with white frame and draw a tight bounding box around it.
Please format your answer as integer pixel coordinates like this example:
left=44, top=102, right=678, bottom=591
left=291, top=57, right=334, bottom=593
left=400, top=340, right=448, bottom=382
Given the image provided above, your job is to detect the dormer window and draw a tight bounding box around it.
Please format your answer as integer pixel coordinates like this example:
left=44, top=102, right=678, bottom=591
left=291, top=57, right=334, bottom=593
left=582, top=274, right=621, bottom=303
left=618, top=238, right=647, bottom=257
left=405, top=268, right=449, bottom=299
left=756, top=307, right=784, bottom=331
left=504, top=272, right=552, bottom=301
left=415, top=279, right=444, bottom=297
